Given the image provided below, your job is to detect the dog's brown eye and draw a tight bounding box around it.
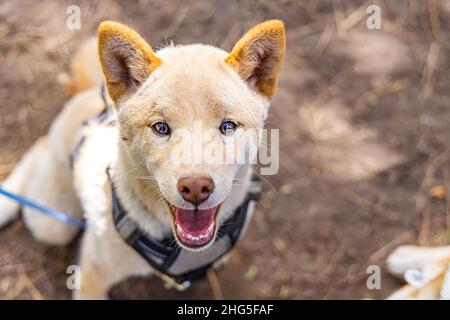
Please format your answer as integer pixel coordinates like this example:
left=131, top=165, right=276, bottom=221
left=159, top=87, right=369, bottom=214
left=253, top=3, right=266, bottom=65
left=220, top=121, right=237, bottom=135
left=152, top=122, right=171, bottom=136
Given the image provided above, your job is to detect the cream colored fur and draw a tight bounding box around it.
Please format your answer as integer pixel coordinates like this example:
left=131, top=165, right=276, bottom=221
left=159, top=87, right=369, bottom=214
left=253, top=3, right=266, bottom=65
left=0, top=20, right=285, bottom=299
left=387, top=245, right=450, bottom=299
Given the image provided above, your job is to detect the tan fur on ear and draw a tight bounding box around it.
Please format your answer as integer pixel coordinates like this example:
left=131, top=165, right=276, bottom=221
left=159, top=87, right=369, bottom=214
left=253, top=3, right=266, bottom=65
left=98, top=21, right=162, bottom=102
left=226, top=20, right=285, bottom=99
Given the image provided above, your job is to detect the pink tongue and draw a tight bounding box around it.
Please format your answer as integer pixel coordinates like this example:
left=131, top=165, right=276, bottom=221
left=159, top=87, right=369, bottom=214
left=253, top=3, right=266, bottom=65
left=175, top=208, right=216, bottom=233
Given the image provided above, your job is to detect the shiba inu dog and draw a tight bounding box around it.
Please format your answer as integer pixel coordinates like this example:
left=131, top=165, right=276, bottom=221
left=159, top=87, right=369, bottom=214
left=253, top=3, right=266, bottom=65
left=386, top=245, right=450, bottom=299
left=0, top=20, right=285, bottom=299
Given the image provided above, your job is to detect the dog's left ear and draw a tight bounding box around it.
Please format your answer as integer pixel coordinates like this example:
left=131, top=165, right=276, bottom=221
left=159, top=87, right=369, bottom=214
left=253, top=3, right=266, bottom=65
left=98, top=21, right=162, bottom=103
left=226, top=20, right=285, bottom=100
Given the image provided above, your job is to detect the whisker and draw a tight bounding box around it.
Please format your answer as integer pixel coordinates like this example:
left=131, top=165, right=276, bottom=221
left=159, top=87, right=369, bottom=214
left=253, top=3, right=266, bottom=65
left=249, top=167, right=278, bottom=193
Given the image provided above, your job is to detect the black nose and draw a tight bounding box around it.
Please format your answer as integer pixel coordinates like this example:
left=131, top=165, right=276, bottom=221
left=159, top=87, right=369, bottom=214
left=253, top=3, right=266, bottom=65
left=177, top=176, right=214, bottom=205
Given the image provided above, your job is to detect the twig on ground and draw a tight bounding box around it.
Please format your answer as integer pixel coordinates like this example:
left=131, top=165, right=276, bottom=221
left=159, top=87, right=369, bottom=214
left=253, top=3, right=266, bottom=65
left=20, top=268, right=44, bottom=300
left=339, top=188, right=401, bottom=222
left=312, top=19, right=334, bottom=55
left=419, top=41, right=441, bottom=100
left=368, top=231, right=415, bottom=264
left=220, top=21, right=241, bottom=50
left=207, top=268, right=224, bottom=300
left=339, top=1, right=369, bottom=32
left=442, top=169, right=450, bottom=232
left=416, top=148, right=450, bottom=244
left=331, top=0, right=346, bottom=39
left=164, top=6, right=190, bottom=38
left=287, top=19, right=326, bottom=40
left=341, top=231, right=415, bottom=285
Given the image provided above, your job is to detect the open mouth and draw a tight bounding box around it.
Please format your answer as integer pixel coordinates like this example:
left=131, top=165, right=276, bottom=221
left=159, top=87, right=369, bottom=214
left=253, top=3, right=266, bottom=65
left=168, top=204, right=220, bottom=248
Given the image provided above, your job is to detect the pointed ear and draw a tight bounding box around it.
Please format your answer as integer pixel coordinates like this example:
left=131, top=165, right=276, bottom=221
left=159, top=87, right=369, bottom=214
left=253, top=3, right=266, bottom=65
left=225, top=20, right=285, bottom=99
left=98, top=21, right=162, bottom=102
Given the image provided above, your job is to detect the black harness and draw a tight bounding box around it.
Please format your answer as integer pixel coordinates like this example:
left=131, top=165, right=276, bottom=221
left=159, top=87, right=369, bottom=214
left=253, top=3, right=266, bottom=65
left=72, top=86, right=261, bottom=288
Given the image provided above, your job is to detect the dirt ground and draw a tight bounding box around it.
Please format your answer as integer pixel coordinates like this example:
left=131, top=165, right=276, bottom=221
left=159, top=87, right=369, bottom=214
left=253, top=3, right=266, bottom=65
left=1, top=0, right=450, bottom=300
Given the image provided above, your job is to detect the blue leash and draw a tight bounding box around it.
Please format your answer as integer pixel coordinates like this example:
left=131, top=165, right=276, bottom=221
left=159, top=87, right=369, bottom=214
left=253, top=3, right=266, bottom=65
left=0, top=186, right=86, bottom=229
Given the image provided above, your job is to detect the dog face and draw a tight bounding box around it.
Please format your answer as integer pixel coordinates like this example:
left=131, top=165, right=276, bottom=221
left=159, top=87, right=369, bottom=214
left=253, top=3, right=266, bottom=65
left=98, top=21, right=285, bottom=250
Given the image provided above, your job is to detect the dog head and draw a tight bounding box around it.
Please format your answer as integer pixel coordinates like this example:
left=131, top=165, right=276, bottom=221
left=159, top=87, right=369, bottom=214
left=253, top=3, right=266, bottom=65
left=98, top=20, right=285, bottom=250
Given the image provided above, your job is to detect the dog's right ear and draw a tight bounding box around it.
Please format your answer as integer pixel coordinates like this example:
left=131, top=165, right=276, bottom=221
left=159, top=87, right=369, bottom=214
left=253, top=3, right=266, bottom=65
left=225, top=20, right=285, bottom=100
left=98, top=21, right=162, bottom=103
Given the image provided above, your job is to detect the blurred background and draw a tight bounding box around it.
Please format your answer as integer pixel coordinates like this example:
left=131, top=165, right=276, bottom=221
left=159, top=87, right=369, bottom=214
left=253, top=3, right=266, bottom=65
left=1, top=0, right=450, bottom=299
